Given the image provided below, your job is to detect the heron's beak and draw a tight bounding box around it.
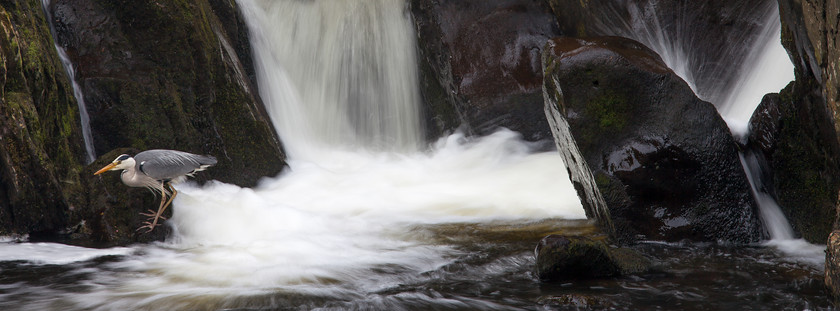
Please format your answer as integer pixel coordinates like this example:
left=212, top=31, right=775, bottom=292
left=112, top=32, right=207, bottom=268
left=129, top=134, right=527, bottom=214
left=94, top=162, right=118, bottom=175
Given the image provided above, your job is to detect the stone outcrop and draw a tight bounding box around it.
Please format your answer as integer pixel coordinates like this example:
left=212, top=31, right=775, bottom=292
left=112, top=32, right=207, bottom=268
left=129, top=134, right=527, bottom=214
left=50, top=0, right=285, bottom=187
left=409, top=0, right=562, bottom=142
left=775, top=0, right=840, bottom=300
left=0, top=0, right=286, bottom=245
left=746, top=89, right=840, bottom=243
left=47, top=0, right=288, bottom=244
left=542, top=36, right=762, bottom=243
left=0, top=0, right=86, bottom=238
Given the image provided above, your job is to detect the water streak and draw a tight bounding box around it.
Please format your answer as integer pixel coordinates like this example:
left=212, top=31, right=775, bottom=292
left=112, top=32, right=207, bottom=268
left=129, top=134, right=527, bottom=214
left=40, top=0, right=96, bottom=163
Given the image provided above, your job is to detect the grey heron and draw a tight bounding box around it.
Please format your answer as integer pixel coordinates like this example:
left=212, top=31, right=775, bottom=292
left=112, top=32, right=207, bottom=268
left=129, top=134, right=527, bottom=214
left=94, top=149, right=217, bottom=232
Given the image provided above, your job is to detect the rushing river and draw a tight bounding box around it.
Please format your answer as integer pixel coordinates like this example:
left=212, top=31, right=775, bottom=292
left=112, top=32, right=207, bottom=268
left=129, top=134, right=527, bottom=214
left=0, top=0, right=834, bottom=309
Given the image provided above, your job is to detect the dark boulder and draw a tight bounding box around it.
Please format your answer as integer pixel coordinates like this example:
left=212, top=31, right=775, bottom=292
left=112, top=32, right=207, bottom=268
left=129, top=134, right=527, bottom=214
left=534, top=234, right=650, bottom=281
left=50, top=0, right=285, bottom=188
left=542, top=36, right=762, bottom=243
left=746, top=89, right=840, bottom=243
left=409, top=0, right=561, bottom=142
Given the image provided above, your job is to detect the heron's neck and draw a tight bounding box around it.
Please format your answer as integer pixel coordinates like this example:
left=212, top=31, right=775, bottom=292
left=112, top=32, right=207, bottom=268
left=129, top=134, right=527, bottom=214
left=121, top=168, right=156, bottom=188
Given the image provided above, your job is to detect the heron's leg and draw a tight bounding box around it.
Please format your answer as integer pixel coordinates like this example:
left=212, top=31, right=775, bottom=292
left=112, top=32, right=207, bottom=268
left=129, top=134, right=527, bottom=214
left=138, top=182, right=169, bottom=233
left=159, top=182, right=178, bottom=218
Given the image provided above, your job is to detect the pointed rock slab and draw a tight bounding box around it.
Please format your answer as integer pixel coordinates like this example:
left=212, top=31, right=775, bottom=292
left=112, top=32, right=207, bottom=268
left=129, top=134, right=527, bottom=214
left=542, top=36, right=762, bottom=243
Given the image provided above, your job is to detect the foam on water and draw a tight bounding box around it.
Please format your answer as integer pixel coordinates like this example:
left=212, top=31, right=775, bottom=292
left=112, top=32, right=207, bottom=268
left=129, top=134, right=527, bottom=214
left=0, top=243, right=132, bottom=265
left=0, top=130, right=583, bottom=308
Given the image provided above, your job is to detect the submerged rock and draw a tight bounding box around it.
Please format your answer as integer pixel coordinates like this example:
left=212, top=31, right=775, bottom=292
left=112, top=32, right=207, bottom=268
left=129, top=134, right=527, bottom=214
left=409, top=0, right=561, bottom=142
left=542, top=36, right=762, bottom=243
left=534, top=234, right=650, bottom=281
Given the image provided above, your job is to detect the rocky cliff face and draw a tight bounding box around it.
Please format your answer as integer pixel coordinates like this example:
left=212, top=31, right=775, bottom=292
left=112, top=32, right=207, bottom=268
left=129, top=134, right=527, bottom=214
left=776, top=0, right=840, bottom=300
left=0, top=0, right=86, bottom=238
left=51, top=0, right=284, bottom=187
left=0, top=0, right=286, bottom=245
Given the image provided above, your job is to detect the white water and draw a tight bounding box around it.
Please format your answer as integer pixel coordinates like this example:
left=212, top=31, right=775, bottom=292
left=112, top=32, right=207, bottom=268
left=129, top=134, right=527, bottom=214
left=40, top=0, right=96, bottom=163
left=0, top=130, right=584, bottom=309
left=239, top=0, right=423, bottom=158
left=3, top=0, right=825, bottom=308
left=718, top=14, right=794, bottom=137
left=0, top=0, right=585, bottom=308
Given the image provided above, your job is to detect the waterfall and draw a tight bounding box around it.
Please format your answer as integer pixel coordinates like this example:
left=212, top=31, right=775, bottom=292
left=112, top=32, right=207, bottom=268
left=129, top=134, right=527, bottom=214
left=739, top=152, right=794, bottom=239
left=40, top=0, right=96, bottom=164
left=236, top=0, right=423, bottom=160
left=602, top=1, right=793, bottom=138
left=600, top=1, right=812, bottom=246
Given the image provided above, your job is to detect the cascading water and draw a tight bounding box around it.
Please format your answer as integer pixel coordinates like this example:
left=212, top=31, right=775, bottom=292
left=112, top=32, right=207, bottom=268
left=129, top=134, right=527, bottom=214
left=40, top=0, right=96, bottom=164
left=1, top=1, right=833, bottom=309
left=238, top=0, right=423, bottom=158
left=600, top=0, right=794, bottom=137
left=607, top=0, right=822, bottom=257
left=0, top=1, right=585, bottom=309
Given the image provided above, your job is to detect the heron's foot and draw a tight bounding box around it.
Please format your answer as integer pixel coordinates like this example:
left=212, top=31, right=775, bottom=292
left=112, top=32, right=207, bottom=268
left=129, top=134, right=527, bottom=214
left=136, top=220, right=162, bottom=233
left=139, top=209, right=167, bottom=220
left=136, top=211, right=165, bottom=233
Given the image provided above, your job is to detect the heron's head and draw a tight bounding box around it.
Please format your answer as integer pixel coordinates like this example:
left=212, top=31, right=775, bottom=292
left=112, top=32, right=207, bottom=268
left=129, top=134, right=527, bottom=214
left=94, top=154, right=136, bottom=175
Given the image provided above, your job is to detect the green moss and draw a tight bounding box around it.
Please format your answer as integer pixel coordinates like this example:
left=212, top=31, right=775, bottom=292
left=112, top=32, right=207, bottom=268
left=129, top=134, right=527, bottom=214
left=586, top=91, right=629, bottom=131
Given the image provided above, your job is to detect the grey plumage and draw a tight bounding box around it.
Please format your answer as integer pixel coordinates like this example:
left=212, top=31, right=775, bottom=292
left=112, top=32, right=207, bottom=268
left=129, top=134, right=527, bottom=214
left=95, top=149, right=217, bottom=232
left=134, top=150, right=217, bottom=182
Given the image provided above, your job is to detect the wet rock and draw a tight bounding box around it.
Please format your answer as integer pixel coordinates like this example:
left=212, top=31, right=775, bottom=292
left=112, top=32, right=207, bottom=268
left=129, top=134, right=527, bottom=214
left=778, top=0, right=840, bottom=136
left=542, top=36, right=762, bottom=243
left=409, top=0, right=561, bottom=142
left=776, top=0, right=840, bottom=300
left=50, top=0, right=285, bottom=188
left=0, top=0, right=87, bottom=237
left=747, top=90, right=840, bottom=243
left=544, top=89, right=615, bottom=237
left=827, top=230, right=840, bottom=301
left=534, top=235, right=650, bottom=281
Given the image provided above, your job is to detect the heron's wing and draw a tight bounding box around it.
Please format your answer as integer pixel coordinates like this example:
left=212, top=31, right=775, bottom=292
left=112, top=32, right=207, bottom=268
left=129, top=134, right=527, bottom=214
left=134, top=149, right=217, bottom=181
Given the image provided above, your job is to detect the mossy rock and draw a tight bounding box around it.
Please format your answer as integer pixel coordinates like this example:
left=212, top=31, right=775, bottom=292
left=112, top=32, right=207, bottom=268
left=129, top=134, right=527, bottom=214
left=542, top=36, right=762, bottom=243
left=747, top=82, right=840, bottom=243
left=51, top=0, right=286, bottom=188
left=534, top=234, right=651, bottom=281
left=0, top=0, right=87, bottom=237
